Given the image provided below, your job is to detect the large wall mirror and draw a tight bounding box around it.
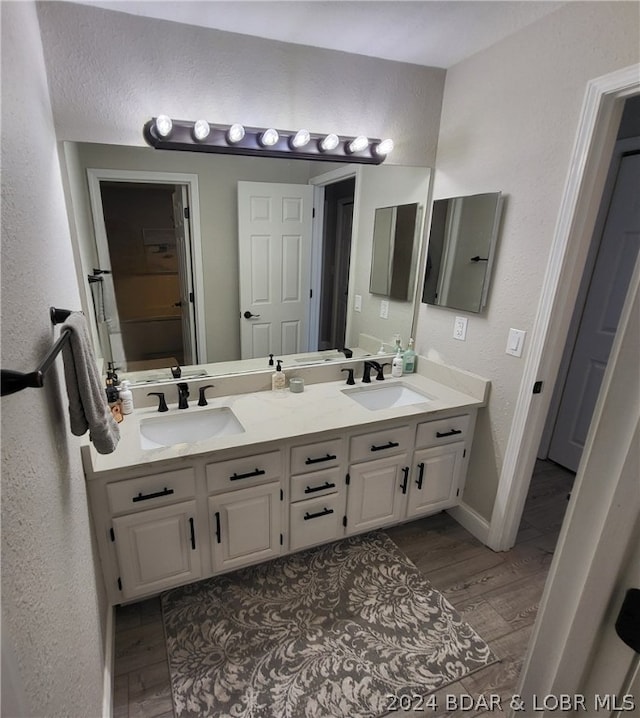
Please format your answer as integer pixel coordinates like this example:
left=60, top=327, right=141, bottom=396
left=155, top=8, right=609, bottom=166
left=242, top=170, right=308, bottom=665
left=64, top=142, right=431, bottom=382
left=422, top=192, right=503, bottom=313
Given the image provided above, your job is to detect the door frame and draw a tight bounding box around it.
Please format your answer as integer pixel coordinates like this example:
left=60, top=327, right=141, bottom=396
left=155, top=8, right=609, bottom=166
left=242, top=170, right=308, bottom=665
left=86, top=168, right=207, bottom=364
left=487, top=64, right=640, bottom=552
left=309, top=165, right=359, bottom=351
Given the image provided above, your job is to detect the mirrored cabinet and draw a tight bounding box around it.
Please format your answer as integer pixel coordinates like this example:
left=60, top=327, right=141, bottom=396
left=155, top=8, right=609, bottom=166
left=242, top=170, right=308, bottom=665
left=422, top=192, right=503, bottom=313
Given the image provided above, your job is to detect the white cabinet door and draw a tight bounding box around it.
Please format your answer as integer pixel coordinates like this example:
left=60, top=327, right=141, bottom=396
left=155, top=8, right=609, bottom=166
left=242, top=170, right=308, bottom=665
left=113, top=500, right=202, bottom=600
left=210, top=482, right=282, bottom=573
left=407, top=443, right=465, bottom=519
left=346, top=454, right=409, bottom=535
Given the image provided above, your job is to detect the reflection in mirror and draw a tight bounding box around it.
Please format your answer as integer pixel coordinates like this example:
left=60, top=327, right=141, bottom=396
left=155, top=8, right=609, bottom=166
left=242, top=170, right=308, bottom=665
left=422, top=192, right=503, bottom=313
left=64, top=142, right=430, bottom=383
left=370, top=202, right=419, bottom=300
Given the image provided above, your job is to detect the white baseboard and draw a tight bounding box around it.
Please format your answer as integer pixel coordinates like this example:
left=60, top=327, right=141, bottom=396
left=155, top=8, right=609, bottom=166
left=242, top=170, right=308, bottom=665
left=102, top=604, right=115, bottom=718
left=447, top=502, right=492, bottom=547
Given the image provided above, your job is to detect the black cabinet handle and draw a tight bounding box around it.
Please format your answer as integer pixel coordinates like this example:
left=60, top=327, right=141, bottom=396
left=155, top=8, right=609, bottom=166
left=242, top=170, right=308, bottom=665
left=470, top=255, right=489, bottom=262
left=189, top=517, right=196, bottom=550
left=304, top=481, right=336, bottom=494
left=305, top=453, right=337, bottom=465
left=400, top=466, right=409, bottom=494
left=303, top=507, right=334, bottom=521
left=416, top=462, right=425, bottom=490
left=370, top=440, right=400, bottom=452
left=132, top=487, right=174, bottom=503
left=214, top=512, right=221, bottom=543
left=436, top=429, right=463, bottom=438
left=230, top=468, right=266, bottom=481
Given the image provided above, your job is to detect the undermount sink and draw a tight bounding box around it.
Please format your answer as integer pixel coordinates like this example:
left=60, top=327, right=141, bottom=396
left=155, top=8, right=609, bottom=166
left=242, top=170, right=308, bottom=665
left=139, top=406, right=245, bottom=450
left=342, top=382, right=434, bottom=411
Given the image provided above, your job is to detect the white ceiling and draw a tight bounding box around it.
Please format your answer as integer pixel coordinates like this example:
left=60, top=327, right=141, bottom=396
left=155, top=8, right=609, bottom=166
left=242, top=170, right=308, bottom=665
left=71, top=1, right=567, bottom=69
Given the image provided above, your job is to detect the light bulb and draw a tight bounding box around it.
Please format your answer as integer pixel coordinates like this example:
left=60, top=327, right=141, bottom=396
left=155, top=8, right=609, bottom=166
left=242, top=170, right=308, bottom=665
left=290, top=129, right=311, bottom=149
left=319, top=133, right=340, bottom=152
left=259, top=128, right=279, bottom=147
left=227, top=124, right=245, bottom=144
left=347, top=135, right=369, bottom=154
left=374, top=138, right=394, bottom=156
left=154, top=115, right=173, bottom=138
left=192, top=120, right=210, bottom=141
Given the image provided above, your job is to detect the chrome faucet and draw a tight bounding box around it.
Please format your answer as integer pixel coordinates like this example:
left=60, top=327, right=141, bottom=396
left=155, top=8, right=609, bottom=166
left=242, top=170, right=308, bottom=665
left=177, top=382, right=190, bottom=409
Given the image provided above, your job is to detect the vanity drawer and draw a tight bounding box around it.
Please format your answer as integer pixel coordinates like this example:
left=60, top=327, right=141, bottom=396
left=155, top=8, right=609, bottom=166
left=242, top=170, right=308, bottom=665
left=107, top=468, right=196, bottom=516
left=290, top=438, right=343, bottom=475
left=289, top=493, right=344, bottom=552
left=206, top=450, right=282, bottom=493
left=416, top=414, right=471, bottom=448
left=349, top=424, right=413, bottom=464
left=290, top=467, right=341, bottom=503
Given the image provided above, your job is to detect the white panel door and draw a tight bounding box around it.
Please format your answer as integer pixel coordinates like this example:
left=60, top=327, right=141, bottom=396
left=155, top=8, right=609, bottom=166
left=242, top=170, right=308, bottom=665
left=238, top=181, right=314, bottom=359
left=549, top=153, right=640, bottom=471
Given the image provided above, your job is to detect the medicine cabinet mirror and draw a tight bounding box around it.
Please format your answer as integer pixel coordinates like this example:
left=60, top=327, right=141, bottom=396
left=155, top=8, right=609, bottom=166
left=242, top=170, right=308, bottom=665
left=422, top=192, right=503, bottom=313
left=369, top=202, right=419, bottom=300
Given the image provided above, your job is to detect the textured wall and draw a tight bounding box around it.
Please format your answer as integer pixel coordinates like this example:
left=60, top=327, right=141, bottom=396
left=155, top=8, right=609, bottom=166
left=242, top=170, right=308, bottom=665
left=416, top=1, right=640, bottom=519
left=36, top=2, right=445, bottom=167
left=0, top=3, right=107, bottom=716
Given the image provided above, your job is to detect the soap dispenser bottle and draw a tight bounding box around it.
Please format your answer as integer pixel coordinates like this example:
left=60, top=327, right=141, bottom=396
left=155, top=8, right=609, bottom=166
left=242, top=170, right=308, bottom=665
left=403, top=338, right=416, bottom=374
left=119, top=380, right=134, bottom=415
left=272, top=359, right=286, bottom=390
left=392, top=348, right=403, bottom=378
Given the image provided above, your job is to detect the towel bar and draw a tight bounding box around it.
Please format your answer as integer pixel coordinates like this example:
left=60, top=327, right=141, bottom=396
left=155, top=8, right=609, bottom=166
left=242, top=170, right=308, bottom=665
left=1, top=307, right=76, bottom=396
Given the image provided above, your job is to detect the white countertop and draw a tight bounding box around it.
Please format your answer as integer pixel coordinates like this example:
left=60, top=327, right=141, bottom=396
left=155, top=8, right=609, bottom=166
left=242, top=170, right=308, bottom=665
left=83, top=365, right=489, bottom=476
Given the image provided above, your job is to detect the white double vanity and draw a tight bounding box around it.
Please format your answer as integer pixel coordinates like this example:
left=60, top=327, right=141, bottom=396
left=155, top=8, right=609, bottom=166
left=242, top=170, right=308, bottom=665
left=82, top=358, right=489, bottom=605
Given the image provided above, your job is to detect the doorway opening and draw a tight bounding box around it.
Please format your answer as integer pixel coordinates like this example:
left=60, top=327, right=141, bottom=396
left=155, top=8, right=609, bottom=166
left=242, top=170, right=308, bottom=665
left=519, top=96, right=640, bottom=536
left=317, top=177, right=356, bottom=351
left=87, top=169, right=204, bottom=373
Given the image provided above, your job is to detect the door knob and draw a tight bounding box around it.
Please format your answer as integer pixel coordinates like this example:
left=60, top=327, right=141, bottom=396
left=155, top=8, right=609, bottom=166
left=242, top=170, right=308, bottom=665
left=243, top=311, right=261, bottom=319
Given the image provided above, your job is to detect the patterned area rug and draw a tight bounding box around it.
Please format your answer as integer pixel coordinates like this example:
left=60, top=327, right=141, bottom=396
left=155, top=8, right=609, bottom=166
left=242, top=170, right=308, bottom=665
left=162, top=532, right=496, bottom=718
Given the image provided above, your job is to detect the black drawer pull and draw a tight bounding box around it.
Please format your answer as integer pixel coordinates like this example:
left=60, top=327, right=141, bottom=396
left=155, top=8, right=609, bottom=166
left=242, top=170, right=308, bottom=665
left=132, top=487, right=174, bottom=503
left=436, top=429, right=463, bottom=438
left=370, top=440, right=400, bottom=452
left=189, top=517, right=196, bottom=550
left=230, top=468, right=266, bottom=481
left=214, top=511, right=221, bottom=543
left=305, top=453, right=337, bottom=465
left=304, top=481, right=336, bottom=494
left=400, top=466, right=409, bottom=494
left=416, top=462, right=425, bottom=490
left=304, top=507, right=334, bottom=521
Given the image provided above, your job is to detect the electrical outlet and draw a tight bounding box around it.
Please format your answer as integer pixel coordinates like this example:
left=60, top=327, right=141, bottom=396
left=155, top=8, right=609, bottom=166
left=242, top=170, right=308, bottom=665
left=453, top=316, right=468, bottom=341
left=380, top=300, right=389, bottom=319
left=354, top=294, right=362, bottom=312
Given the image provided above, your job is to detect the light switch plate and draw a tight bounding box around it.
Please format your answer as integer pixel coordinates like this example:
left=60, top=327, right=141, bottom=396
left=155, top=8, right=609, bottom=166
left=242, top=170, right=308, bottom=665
left=354, top=294, right=362, bottom=312
left=506, top=328, right=526, bottom=357
left=380, top=300, right=389, bottom=319
left=453, top=316, right=468, bottom=341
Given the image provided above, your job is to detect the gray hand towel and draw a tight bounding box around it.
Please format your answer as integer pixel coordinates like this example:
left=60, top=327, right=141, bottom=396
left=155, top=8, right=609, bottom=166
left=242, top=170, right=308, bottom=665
left=61, top=312, right=120, bottom=454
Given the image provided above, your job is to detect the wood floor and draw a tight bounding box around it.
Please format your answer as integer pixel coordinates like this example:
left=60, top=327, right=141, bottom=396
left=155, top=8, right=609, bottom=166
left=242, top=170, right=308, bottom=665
left=112, top=459, right=575, bottom=718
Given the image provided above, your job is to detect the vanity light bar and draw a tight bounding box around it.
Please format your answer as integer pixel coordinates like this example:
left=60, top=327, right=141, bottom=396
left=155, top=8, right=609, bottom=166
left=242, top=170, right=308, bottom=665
left=143, top=118, right=392, bottom=164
